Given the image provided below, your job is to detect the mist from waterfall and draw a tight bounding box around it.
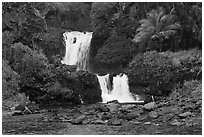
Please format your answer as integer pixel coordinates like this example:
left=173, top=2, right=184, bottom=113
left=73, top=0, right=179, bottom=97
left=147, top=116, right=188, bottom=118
left=61, top=31, right=140, bottom=103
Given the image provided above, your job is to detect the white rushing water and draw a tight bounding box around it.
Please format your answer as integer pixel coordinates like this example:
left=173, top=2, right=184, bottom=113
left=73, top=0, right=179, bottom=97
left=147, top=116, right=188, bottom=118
left=61, top=31, right=93, bottom=70
left=62, top=31, right=141, bottom=103
left=97, top=74, right=140, bottom=103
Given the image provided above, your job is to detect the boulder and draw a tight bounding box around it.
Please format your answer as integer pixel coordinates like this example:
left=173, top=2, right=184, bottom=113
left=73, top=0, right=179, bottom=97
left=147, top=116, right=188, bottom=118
left=170, top=119, right=183, bottom=126
left=106, top=101, right=121, bottom=112
left=109, top=119, right=122, bottom=126
left=126, top=112, right=138, bottom=120
left=137, top=114, right=148, bottom=121
left=77, top=71, right=102, bottom=104
left=178, top=112, right=192, bottom=118
left=71, top=114, right=86, bottom=125
left=97, top=105, right=110, bottom=112
left=15, top=104, right=25, bottom=111
left=144, top=102, right=156, bottom=111
left=148, top=111, right=159, bottom=119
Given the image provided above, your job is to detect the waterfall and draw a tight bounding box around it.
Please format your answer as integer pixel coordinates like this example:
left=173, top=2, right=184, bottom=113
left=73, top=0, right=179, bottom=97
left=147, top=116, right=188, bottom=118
left=61, top=31, right=141, bottom=103
left=97, top=74, right=140, bottom=103
left=61, top=31, right=92, bottom=70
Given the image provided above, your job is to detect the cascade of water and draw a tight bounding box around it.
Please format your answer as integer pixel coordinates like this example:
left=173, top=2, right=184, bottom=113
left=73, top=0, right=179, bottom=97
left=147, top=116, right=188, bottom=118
left=61, top=31, right=141, bottom=103
left=61, top=31, right=92, bottom=70
left=97, top=74, right=140, bottom=103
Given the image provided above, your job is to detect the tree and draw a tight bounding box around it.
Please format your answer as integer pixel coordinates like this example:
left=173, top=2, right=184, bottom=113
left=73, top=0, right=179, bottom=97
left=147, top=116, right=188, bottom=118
left=9, top=42, right=51, bottom=102
left=133, top=7, right=180, bottom=51
left=2, top=2, right=47, bottom=49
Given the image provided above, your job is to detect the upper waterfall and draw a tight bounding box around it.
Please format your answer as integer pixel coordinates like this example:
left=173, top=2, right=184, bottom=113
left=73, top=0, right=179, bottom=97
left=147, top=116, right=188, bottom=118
left=61, top=31, right=93, bottom=70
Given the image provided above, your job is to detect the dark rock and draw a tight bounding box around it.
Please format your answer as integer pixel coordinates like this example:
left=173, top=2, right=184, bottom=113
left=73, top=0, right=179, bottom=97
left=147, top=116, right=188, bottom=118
left=97, top=105, right=110, bottom=112
left=15, top=104, right=25, bottom=111
left=107, top=100, right=119, bottom=104
left=137, top=94, right=154, bottom=103
left=101, top=113, right=112, bottom=120
left=77, top=71, right=102, bottom=104
left=148, top=111, right=159, bottom=119
left=109, top=119, right=122, bottom=126
left=143, top=102, right=156, bottom=111
left=126, top=112, right=139, bottom=120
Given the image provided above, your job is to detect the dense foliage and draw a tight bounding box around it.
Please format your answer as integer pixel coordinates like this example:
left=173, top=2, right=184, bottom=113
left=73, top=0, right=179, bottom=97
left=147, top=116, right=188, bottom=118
left=2, top=60, right=20, bottom=100
left=2, top=2, right=202, bottom=106
left=126, top=48, right=201, bottom=96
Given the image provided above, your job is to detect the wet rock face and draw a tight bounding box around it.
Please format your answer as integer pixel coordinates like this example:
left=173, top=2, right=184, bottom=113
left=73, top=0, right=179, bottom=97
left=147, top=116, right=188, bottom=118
left=48, top=66, right=102, bottom=105
left=76, top=70, right=102, bottom=104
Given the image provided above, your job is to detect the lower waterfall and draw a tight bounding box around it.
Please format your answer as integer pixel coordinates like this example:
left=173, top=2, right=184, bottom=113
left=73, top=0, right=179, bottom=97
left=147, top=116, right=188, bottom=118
left=97, top=74, right=140, bottom=103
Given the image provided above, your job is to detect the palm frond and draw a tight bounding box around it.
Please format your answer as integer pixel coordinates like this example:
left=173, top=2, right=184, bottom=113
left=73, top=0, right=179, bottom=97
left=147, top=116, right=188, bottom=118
left=163, top=23, right=180, bottom=31
left=133, top=7, right=180, bottom=44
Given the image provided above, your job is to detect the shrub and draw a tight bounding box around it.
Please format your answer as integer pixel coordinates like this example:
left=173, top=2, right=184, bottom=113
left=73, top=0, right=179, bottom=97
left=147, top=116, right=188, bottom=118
left=44, top=81, right=81, bottom=104
left=125, top=48, right=202, bottom=96
left=9, top=42, right=51, bottom=102
left=169, top=80, right=202, bottom=106
left=2, top=59, right=20, bottom=100
left=182, top=80, right=202, bottom=98
left=161, top=48, right=202, bottom=80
